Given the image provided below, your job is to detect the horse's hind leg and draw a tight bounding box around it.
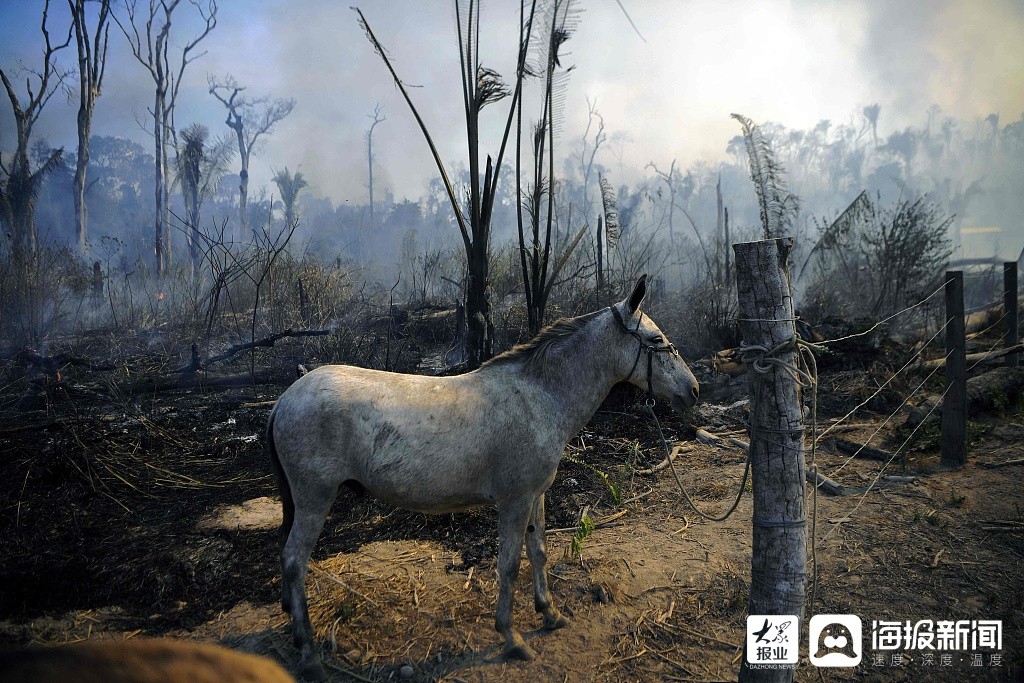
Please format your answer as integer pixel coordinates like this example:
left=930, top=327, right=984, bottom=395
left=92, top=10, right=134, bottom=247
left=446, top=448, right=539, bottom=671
left=525, top=493, right=569, bottom=631
left=495, top=496, right=533, bottom=660
left=282, top=483, right=336, bottom=682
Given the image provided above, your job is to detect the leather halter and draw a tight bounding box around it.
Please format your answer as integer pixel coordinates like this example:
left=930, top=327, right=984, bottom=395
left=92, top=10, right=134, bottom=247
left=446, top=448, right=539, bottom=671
left=610, top=305, right=679, bottom=397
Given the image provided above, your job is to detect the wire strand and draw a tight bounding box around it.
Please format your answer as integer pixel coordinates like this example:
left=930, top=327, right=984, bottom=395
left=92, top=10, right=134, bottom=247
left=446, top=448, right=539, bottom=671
left=819, top=383, right=951, bottom=544
left=816, top=278, right=951, bottom=346
left=815, top=317, right=950, bottom=442
left=826, top=348, right=952, bottom=479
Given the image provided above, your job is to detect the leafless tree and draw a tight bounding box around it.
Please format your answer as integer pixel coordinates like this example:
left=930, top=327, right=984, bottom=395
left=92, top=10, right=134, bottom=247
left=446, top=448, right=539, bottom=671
left=355, top=0, right=538, bottom=365
left=366, top=103, right=385, bottom=234
left=68, top=0, right=110, bottom=256
left=646, top=159, right=678, bottom=248
left=863, top=103, right=881, bottom=149
left=806, top=193, right=950, bottom=319
left=0, top=0, right=72, bottom=260
left=208, top=74, right=295, bottom=241
left=113, top=0, right=217, bottom=275
left=644, top=159, right=715, bottom=277
left=575, top=96, right=605, bottom=214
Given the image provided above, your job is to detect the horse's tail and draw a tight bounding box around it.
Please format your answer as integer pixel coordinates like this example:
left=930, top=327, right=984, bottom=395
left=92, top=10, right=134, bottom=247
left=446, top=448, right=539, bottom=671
left=267, top=406, right=294, bottom=554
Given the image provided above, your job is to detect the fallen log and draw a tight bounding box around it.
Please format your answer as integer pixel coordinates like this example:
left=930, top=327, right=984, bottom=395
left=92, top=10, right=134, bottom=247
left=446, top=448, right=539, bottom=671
left=14, top=348, right=117, bottom=373
left=695, top=428, right=749, bottom=451
left=906, top=366, right=1024, bottom=425
left=135, top=370, right=282, bottom=393
left=833, top=438, right=893, bottom=462
left=965, top=303, right=1004, bottom=335
left=635, top=444, right=694, bottom=475
left=920, top=342, right=1023, bottom=369
left=710, top=349, right=746, bottom=376
left=808, top=469, right=847, bottom=496
left=177, top=328, right=333, bottom=372
left=979, top=457, right=1024, bottom=469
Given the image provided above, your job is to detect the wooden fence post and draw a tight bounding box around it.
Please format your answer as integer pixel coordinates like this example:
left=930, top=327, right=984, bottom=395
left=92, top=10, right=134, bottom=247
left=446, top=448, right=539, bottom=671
left=1006, top=262, right=1019, bottom=368
left=734, top=239, right=805, bottom=683
left=941, top=271, right=967, bottom=468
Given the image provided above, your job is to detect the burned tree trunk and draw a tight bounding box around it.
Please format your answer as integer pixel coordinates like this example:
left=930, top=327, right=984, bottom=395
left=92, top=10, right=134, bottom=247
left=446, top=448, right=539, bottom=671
left=70, top=0, right=110, bottom=256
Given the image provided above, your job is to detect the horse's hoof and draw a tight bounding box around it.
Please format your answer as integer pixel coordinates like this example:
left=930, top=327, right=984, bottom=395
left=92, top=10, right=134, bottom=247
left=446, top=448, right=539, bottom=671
left=505, top=642, right=535, bottom=661
left=543, top=610, right=570, bottom=630
left=299, top=658, right=328, bottom=682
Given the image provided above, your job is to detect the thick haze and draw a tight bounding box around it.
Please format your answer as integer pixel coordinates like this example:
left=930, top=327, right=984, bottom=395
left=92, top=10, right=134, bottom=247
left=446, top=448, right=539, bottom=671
left=2, top=0, right=1022, bottom=206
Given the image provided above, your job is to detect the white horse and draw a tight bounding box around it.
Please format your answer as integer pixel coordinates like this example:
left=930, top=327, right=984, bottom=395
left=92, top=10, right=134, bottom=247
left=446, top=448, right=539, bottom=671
left=268, top=276, right=699, bottom=679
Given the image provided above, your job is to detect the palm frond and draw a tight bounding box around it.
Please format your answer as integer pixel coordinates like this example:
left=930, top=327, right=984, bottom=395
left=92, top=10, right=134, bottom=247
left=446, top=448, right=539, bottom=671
left=598, top=173, right=620, bottom=247
left=476, top=66, right=511, bottom=109
left=731, top=113, right=799, bottom=239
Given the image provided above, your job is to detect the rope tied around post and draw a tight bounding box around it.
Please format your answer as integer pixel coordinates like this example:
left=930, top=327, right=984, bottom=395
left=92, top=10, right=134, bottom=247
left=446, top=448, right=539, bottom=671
left=643, top=334, right=822, bottom=529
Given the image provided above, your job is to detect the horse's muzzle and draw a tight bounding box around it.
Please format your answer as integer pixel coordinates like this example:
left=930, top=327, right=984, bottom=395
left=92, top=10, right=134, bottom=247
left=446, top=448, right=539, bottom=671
left=671, top=384, right=699, bottom=411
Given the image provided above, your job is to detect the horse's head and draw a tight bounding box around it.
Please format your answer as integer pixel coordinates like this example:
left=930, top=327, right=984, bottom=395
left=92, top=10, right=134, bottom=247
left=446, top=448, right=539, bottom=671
left=612, top=275, right=699, bottom=412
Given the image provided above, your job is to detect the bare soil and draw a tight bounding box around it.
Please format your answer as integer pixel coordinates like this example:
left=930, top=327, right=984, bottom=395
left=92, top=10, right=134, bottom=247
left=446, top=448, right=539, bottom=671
left=1, top=364, right=1022, bottom=682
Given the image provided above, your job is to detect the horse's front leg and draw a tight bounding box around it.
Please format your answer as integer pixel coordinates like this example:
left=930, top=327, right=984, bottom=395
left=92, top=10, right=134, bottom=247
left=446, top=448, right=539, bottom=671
left=525, top=493, right=569, bottom=630
left=495, top=496, right=533, bottom=660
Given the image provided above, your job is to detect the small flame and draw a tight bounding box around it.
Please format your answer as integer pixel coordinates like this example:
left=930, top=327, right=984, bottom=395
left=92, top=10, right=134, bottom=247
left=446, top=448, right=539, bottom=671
left=55, top=371, right=61, bottom=382
left=158, top=291, right=166, bottom=301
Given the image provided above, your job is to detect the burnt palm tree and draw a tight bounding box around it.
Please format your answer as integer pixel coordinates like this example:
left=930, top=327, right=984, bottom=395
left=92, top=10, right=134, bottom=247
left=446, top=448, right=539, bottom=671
left=272, top=167, right=307, bottom=228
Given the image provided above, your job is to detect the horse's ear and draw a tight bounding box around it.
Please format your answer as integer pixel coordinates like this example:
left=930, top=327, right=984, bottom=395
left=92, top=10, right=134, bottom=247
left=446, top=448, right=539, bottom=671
left=626, top=274, right=648, bottom=314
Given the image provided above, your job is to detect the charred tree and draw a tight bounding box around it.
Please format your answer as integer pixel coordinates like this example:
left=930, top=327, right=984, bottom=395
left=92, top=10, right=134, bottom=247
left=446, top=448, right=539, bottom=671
left=114, top=0, right=216, bottom=275
left=68, top=0, right=110, bottom=257
left=208, top=75, right=294, bottom=241
left=355, top=1, right=538, bottom=366
left=366, top=103, right=385, bottom=235
left=0, top=0, right=71, bottom=260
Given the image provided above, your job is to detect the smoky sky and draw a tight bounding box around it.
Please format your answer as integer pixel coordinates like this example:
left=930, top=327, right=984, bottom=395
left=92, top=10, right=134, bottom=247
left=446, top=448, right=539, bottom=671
left=1, top=0, right=1022, bottom=205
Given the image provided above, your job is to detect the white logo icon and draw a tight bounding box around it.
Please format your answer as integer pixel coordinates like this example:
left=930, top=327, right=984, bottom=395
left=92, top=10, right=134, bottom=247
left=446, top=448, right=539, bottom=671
left=809, top=614, right=863, bottom=667
left=746, top=615, right=799, bottom=665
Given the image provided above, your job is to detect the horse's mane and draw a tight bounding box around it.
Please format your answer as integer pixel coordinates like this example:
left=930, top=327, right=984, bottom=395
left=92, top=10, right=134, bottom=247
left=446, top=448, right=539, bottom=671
left=482, top=309, right=606, bottom=374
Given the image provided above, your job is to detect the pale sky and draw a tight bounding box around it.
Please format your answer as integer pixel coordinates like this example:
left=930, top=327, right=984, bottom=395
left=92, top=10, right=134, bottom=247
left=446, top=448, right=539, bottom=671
left=2, top=0, right=1023, bottom=204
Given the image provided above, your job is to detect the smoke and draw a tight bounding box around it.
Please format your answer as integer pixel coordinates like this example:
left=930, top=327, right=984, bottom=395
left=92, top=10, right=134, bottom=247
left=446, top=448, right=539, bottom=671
left=2, top=0, right=1023, bottom=268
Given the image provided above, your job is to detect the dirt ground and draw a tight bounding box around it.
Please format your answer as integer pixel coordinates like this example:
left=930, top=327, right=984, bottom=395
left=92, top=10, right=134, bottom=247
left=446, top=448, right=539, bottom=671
left=1, top=363, right=1023, bottom=682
